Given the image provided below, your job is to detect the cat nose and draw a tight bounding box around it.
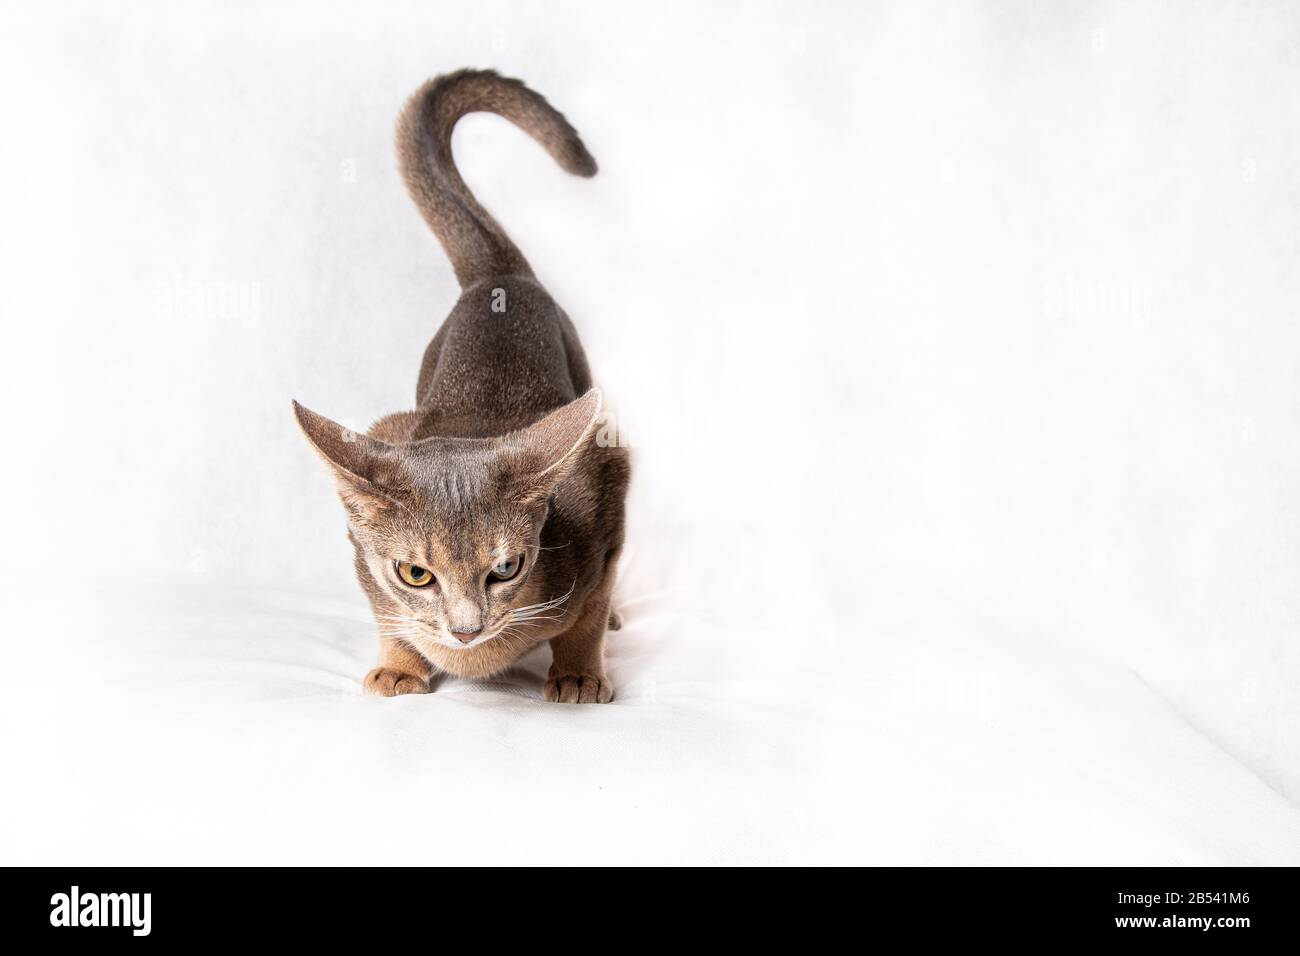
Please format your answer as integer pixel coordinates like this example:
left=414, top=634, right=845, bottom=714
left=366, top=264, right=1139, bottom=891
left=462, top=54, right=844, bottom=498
left=450, top=627, right=482, bottom=643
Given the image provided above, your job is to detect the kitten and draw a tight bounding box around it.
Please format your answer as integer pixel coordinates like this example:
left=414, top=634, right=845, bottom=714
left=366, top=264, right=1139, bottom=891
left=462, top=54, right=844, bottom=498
left=293, top=70, right=629, bottom=703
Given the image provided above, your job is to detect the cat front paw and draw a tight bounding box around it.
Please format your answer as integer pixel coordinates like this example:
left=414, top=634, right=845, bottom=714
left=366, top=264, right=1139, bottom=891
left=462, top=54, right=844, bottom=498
left=607, top=609, right=623, bottom=631
left=364, top=667, right=430, bottom=697
left=543, top=672, right=614, bottom=704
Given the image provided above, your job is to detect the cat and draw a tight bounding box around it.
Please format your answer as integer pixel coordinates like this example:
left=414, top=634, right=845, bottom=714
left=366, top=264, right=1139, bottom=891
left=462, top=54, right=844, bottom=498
left=293, top=69, right=629, bottom=703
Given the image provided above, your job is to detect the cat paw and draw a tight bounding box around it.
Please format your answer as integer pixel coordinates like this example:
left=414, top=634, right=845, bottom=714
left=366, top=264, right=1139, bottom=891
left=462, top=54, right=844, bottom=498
left=543, top=673, right=614, bottom=704
left=607, top=610, right=623, bottom=631
left=364, top=667, right=430, bottom=697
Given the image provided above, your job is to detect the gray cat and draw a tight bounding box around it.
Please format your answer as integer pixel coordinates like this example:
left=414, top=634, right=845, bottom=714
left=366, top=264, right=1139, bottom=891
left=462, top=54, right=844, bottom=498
left=294, top=70, right=629, bottom=703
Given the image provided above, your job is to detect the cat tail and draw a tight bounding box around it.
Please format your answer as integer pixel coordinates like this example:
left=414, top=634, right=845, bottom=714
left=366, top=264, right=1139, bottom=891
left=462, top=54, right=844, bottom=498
left=396, top=69, right=598, bottom=288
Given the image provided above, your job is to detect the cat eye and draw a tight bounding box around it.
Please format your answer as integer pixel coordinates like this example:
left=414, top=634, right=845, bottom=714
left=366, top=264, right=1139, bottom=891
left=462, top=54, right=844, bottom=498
left=489, top=554, right=523, bottom=582
left=395, top=561, right=435, bottom=588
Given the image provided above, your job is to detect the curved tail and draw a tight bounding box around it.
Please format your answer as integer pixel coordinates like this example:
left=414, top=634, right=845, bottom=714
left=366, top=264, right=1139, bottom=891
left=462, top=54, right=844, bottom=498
left=396, top=69, right=597, bottom=288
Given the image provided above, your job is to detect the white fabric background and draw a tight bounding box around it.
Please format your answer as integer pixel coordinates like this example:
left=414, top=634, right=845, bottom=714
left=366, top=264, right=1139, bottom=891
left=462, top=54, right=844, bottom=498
left=2, top=1, right=1298, bottom=863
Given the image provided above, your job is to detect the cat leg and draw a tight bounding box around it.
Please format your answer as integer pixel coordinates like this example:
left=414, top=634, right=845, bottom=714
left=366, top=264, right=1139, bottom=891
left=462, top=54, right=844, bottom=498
left=364, top=634, right=433, bottom=697
left=544, top=579, right=615, bottom=704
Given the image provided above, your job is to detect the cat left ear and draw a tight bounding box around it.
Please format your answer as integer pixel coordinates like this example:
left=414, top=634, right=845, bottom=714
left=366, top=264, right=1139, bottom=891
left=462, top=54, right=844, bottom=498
left=502, top=389, right=603, bottom=497
left=292, top=400, right=391, bottom=484
left=293, top=401, right=405, bottom=525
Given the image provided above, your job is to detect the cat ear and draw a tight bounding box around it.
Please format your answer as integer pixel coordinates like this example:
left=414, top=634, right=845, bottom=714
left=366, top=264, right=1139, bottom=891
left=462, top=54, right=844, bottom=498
left=292, top=401, right=402, bottom=522
left=502, top=388, right=603, bottom=498
left=292, top=401, right=389, bottom=482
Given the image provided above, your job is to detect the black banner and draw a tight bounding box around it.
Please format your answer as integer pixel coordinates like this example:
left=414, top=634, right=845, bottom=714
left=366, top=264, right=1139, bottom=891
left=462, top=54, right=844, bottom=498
left=8, top=866, right=1296, bottom=943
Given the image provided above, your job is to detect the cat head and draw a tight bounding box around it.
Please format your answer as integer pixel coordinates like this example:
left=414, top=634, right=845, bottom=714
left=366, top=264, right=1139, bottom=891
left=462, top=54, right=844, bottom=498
left=292, top=390, right=601, bottom=651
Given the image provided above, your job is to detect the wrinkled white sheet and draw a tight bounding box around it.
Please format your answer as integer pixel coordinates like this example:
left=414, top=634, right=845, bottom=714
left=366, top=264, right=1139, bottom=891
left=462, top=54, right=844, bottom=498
left=2, top=551, right=1296, bottom=866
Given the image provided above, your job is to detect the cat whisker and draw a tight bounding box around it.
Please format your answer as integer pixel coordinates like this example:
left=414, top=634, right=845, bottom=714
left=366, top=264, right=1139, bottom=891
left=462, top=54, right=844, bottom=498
left=509, top=605, right=568, bottom=619
left=376, top=624, right=437, bottom=639
left=508, top=613, right=565, bottom=626
left=510, top=579, right=577, bottom=618
left=500, top=620, right=551, bottom=631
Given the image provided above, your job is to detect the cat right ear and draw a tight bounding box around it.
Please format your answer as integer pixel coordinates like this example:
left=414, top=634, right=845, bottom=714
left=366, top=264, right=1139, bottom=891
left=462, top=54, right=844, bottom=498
left=292, top=401, right=400, bottom=520
left=500, top=389, right=603, bottom=503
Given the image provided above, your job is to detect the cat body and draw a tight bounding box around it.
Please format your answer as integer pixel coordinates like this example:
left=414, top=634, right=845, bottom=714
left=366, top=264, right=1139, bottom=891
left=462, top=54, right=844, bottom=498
left=294, top=70, right=628, bottom=703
